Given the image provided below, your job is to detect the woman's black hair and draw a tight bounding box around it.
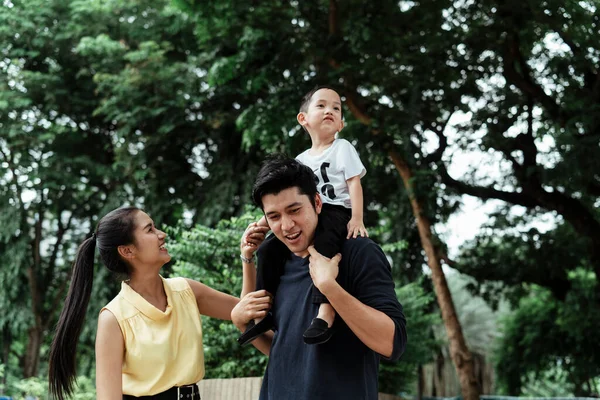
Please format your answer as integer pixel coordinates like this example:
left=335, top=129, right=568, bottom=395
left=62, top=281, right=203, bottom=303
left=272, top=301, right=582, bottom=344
left=48, top=206, right=140, bottom=400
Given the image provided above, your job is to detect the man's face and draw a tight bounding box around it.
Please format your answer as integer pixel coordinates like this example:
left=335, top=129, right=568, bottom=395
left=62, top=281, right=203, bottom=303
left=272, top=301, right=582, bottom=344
left=262, top=187, right=322, bottom=258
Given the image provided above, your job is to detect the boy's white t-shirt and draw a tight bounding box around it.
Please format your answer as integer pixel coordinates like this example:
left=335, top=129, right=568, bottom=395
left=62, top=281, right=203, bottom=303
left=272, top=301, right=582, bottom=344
left=296, top=138, right=366, bottom=209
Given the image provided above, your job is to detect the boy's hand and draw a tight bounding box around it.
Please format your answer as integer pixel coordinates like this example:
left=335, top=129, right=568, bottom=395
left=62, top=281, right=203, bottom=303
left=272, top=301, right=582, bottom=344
left=240, top=222, right=269, bottom=258
left=256, top=215, right=270, bottom=228
left=347, top=218, right=369, bottom=239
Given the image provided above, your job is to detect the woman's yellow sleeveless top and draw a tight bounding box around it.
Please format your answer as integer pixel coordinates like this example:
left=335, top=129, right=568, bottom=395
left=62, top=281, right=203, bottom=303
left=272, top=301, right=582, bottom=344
left=102, top=276, right=205, bottom=396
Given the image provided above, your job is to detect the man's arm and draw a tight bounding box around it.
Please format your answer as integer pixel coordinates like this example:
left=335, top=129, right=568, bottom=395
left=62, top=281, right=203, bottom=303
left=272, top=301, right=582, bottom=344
left=307, top=244, right=406, bottom=359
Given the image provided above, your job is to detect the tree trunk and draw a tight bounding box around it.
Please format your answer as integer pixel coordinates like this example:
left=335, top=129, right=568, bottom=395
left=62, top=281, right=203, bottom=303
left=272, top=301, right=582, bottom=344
left=324, top=1, right=480, bottom=398
left=22, top=321, right=42, bottom=378
left=341, top=90, right=481, bottom=400
left=1, top=326, right=10, bottom=394
left=417, top=365, right=424, bottom=400
left=22, top=212, right=44, bottom=378
left=388, top=148, right=480, bottom=400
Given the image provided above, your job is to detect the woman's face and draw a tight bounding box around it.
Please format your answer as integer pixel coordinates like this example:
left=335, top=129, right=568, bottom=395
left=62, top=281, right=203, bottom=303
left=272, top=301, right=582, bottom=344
left=124, top=211, right=171, bottom=267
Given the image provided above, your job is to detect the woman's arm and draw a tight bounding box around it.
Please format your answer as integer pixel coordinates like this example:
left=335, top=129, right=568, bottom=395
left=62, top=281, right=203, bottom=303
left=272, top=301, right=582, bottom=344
left=231, top=291, right=274, bottom=356
left=185, top=220, right=270, bottom=319
left=186, top=279, right=239, bottom=320
left=95, top=310, right=124, bottom=400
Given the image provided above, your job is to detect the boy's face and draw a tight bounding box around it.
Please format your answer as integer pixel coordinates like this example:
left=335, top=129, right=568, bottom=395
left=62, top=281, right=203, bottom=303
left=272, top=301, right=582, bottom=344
left=297, top=89, right=344, bottom=137
left=262, top=187, right=322, bottom=258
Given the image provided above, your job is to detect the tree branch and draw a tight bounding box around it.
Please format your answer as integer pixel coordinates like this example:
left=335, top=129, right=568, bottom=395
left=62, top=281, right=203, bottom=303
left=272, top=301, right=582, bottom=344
left=502, top=33, right=569, bottom=125
left=328, top=0, right=338, bottom=37
left=438, top=165, right=540, bottom=208
left=43, top=280, right=68, bottom=332
left=511, top=97, right=540, bottom=178
left=27, top=211, right=43, bottom=326
left=423, top=111, right=453, bottom=164
left=0, top=146, right=28, bottom=227
left=44, top=210, right=74, bottom=286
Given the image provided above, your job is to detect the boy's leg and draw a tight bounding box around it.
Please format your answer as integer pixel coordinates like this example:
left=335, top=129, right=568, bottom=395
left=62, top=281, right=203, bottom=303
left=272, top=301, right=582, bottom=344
left=238, top=233, right=289, bottom=346
left=256, top=233, right=288, bottom=295
left=310, top=204, right=351, bottom=304
left=304, top=204, right=351, bottom=345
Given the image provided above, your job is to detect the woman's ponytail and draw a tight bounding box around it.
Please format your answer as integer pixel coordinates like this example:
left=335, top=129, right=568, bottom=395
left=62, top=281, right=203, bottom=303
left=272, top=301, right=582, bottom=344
left=48, top=235, right=96, bottom=400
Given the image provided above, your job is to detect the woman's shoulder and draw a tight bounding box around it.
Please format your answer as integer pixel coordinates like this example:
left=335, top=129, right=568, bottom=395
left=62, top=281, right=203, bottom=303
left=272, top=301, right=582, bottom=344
left=163, top=276, right=191, bottom=292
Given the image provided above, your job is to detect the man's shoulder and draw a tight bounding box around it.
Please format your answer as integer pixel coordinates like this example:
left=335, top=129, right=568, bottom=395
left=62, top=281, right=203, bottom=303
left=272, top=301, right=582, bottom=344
left=341, top=237, right=383, bottom=257
left=340, top=237, right=393, bottom=281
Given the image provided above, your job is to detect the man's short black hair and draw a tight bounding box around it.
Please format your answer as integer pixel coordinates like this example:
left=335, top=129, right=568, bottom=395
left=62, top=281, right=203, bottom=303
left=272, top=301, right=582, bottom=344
left=252, top=154, right=318, bottom=210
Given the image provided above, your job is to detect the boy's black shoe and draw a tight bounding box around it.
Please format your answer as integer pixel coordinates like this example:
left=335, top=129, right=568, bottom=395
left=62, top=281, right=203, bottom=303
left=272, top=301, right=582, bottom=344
left=303, top=318, right=333, bottom=345
left=237, top=312, right=274, bottom=346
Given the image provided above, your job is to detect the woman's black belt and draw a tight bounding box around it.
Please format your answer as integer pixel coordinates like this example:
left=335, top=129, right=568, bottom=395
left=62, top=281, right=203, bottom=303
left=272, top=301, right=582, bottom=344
left=123, top=383, right=200, bottom=399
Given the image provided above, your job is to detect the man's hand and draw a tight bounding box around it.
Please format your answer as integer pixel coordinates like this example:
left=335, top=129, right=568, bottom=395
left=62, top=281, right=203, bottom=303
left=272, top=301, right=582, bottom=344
left=231, top=290, right=273, bottom=331
left=307, top=246, right=342, bottom=294
left=347, top=217, right=369, bottom=239
left=240, top=222, right=269, bottom=259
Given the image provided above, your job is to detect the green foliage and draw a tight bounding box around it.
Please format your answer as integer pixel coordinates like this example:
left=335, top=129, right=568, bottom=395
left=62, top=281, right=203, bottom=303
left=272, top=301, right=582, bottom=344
left=494, top=269, right=600, bottom=396
left=0, top=0, right=263, bottom=380
left=0, top=366, right=96, bottom=400
left=175, top=0, right=600, bottom=298
left=2, top=0, right=599, bottom=393
left=458, top=215, right=588, bottom=307
left=459, top=215, right=600, bottom=393
left=167, top=210, right=269, bottom=378
left=379, top=281, right=441, bottom=395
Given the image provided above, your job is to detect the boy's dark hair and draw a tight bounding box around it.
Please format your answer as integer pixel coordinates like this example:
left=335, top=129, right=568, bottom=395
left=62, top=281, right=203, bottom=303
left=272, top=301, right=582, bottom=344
left=299, top=85, right=344, bottom=119
left=252, top=154, right=318, bottom=210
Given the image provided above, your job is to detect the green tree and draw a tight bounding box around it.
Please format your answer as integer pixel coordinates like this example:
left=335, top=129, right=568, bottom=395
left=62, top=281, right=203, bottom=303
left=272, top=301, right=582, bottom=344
left=175, top=0, right=481, bottom=397
left=0, top=0, right=262, bottom=379
left=0, top=0, right=128, bottom=377
left=494, top=269, right=600, bottom=396
left=174, top=0, right=600, bottom=396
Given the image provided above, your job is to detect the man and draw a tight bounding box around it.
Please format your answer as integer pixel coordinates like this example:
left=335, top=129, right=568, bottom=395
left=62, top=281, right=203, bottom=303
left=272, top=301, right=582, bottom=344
left=232, top=155, right=407, bottom=400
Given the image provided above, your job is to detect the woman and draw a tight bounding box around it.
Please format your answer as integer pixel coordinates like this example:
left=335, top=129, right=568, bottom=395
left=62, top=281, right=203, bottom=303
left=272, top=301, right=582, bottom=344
left=48, top=206, right=264, bottom=399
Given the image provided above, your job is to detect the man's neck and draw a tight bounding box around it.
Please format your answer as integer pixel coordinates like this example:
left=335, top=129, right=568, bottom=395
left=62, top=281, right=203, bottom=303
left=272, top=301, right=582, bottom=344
left=293, top=249, right=310, bottom=259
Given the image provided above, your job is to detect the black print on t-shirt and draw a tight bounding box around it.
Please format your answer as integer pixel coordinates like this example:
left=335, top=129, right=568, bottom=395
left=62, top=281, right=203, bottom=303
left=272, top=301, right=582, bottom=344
left=318, top=162, right=336, bottom=200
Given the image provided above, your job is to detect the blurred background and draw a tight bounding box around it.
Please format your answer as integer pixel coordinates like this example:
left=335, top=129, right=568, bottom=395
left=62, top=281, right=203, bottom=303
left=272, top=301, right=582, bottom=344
left=1, top=0, right=599, bottom=398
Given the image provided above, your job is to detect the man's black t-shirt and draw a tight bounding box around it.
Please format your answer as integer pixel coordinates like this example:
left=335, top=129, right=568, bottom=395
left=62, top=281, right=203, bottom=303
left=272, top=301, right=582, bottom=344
left=259, top=237, right=407, bottom=400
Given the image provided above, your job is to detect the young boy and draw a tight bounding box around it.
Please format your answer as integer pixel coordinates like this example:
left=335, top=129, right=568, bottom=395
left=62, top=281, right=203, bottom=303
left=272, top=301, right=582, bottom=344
left=238, top=85, right=368, bottom=346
